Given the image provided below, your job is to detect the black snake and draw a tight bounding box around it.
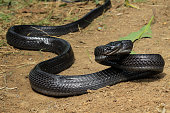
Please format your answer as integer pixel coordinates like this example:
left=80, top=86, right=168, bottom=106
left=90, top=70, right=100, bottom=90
left=6, top=0, right=165, bottom=96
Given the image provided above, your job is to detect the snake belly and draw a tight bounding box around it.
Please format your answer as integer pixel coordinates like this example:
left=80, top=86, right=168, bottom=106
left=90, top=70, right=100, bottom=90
left=6, top=0, right=165, bottom=97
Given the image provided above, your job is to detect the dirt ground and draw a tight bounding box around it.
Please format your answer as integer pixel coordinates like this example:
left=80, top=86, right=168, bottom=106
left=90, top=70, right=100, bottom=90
left=0, top=0, right=170, bottom=113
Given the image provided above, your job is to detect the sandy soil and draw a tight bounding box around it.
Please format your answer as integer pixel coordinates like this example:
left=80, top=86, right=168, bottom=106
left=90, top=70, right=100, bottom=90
left=0, top=0, right=170, bottom=113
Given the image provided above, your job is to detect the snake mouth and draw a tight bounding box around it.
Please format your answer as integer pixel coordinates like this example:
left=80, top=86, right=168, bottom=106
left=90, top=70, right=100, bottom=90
left=114, top=48, right=132, bottom=55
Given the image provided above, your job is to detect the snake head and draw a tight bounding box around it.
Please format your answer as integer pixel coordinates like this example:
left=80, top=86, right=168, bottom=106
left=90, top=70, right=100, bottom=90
left=95, top=40, right=133, bottom=56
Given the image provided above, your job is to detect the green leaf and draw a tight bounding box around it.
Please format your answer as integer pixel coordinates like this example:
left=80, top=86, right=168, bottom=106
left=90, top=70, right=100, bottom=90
left=119, top=16, right=154, bottom=42
left=118, top=16, right=154, bottom=54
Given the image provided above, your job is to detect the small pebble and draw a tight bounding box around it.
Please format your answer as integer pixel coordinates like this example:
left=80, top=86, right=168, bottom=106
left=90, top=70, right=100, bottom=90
left=28, top=58, right=32, bottom=61
left=116, top=13, right=123, bottom=16
left=97, top=27, right=102, bottom=31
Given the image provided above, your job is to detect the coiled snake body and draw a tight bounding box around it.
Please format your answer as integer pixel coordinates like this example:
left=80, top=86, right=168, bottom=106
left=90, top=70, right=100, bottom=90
left=6, top=0, right=165, bottom=96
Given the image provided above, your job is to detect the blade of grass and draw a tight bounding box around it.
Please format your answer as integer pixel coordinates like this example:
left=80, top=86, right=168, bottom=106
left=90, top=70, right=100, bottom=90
left=124, top=0, right=139, bottom=9
left=86, top=49, right=93, bottom=63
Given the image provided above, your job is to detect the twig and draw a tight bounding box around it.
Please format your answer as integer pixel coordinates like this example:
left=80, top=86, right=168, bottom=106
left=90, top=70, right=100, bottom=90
left=0, top=62, right=36, bottom=68
left=86, top=49, right=93, bottom=63
left=0, top=46, right=8, bottom=49
left=0, top=65, right=16, bottom=67
left=16, top=62, right=36, bottom=68
left=0, top=51, right=18, bottom=53
left=78, top=24, right=82, bottom=33
left=0, top=74, right=17, bottom=91
left=31, top=26, right=50, bottom=36
left=31, top=26, right=60, bottom=38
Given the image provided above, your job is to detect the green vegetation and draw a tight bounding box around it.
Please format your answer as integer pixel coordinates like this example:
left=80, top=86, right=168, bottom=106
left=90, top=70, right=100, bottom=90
left=124, top=0, right=139, bottom=9
left=0, top=39, right=7, bottom=47
left=0, top=12, right=12, bottom=22
left=0, top=0, right=153, bottom=50
left=119, top=16, right=154, bottom=54
left=119, top=16, right=154, bottom=42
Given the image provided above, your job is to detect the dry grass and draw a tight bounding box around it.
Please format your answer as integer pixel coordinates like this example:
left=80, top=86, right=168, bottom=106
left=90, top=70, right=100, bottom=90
left=0, top=0, right=169, bottom=113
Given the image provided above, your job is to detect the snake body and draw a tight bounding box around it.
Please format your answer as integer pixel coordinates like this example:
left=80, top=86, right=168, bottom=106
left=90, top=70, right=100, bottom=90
left=6, top=0, right=165, bottom=96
